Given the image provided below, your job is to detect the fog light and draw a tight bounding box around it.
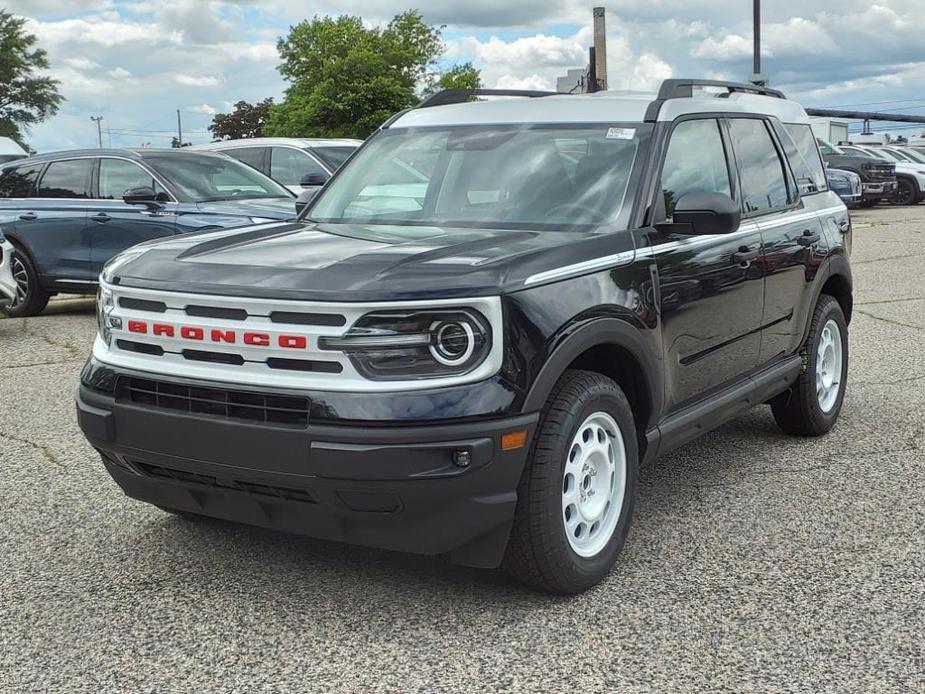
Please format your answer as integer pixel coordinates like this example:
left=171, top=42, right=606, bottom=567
left=453, top=450, right=471, bottom=468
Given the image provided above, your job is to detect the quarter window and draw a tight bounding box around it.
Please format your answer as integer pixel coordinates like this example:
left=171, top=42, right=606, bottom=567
left=224, top=147, right=265, bottom=171
left=0, top=164, right=43, bottom=198
left=782, top=124, right=827, bottom=195
left=37, top=159, right=93, bottom=199
left=727, top=119, right=789, bottom=214
left=270, top=147, right=326, bottom=186
left=99, top=159, right=164, bottom=199
left=660, top=119, right=731, bottom=216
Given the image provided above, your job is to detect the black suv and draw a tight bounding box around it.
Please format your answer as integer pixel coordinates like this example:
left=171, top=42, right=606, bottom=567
left=77, top=81, right=852, bottom=593
left=816, top=139, right=896, bottom=207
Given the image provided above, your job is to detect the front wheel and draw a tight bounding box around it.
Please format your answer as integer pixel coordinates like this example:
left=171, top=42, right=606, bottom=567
left=503, top=370, right=638, bottom=593
left=890, top=178, right=918, bottom=206
left=771, top=294, right=848, bottom=436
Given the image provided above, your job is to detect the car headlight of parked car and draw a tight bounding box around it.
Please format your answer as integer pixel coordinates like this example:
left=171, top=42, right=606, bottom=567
left=96, top=284, right=118, bottom=346
left=319, top=308, right=492, bottom=380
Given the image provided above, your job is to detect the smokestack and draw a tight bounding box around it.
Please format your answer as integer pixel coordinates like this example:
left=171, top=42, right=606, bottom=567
left=592, top=7, right=607, bottom=91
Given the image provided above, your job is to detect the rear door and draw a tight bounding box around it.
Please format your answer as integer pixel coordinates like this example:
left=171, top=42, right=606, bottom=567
left=651, top=117, right=765, bottom=410
left=87, top=157, right=178, bottom=275
left=29, top=158, right=95, bottom=283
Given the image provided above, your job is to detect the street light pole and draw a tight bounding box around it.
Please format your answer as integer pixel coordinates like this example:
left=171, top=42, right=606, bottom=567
left=90, top=116, right=103, bottom=148
left=750, top=0, right=767, bottom=86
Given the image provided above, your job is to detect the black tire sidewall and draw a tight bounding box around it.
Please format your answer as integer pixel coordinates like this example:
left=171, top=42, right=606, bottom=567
left=804, top=297, right=849, bottom=429
left=3, top=246, right=48, bottom=318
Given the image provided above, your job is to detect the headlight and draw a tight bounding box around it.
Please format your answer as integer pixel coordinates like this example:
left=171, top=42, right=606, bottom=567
left=320, top=309, right=492, bottom=380
left=96, top=285, right=118, bottom=346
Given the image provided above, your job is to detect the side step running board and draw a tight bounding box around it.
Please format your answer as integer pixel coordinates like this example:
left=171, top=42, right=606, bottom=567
left=643, top=355, right=802, bottom=463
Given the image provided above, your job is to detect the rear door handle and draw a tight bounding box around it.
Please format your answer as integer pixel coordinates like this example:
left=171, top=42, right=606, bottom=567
left=18, top=212, right=36, bottom=221
left=91, top=213, right=112, bottom=223
left=733, top=246, right=759, bottom=264
left=798, top=230, right=821, bottom=246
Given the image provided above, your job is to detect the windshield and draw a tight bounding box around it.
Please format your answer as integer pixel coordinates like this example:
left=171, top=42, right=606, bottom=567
left=817, top=139, right=842, bottom=156
left=312, top=146, right=357, bottom=170
left=144, top=153, right=293, bottom=202
left=308, top=124, right=644, bottom=230
left=871, top=148, right=901, bottom=162
left=899, top=148, right=925, bottom=164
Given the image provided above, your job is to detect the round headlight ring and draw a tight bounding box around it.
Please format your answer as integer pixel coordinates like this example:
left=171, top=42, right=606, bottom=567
left=429, top=319, right=475, bottom=366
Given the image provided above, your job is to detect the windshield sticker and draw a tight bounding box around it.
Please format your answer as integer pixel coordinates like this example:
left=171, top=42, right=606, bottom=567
left=606, top=127, right=635, bottom=140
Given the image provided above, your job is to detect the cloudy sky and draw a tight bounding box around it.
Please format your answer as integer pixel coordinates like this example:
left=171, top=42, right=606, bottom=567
left=9, top=0, right=925, bottom=151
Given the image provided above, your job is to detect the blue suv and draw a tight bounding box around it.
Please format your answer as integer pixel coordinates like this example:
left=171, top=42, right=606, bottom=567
left=0, top=148, right=297, bottom=316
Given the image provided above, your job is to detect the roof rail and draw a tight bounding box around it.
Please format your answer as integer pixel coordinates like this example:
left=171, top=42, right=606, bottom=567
left=657, top=79, right=786, bottom=100
left=644, top=78, right=786, bottom=122
left=419, top=88, right=559, bottom=109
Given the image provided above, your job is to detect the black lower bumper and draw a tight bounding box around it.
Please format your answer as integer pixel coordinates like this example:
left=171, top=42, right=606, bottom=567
left=77, top=384, right=537, bottom=568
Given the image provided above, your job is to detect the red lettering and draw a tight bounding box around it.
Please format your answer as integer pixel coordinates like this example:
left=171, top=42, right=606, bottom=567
left=152, top=324, right=174, bottom=338
left=244, top=332, right=270, bottom=347
left=180, top=326, right=204, bottom=340
left=128, top=320, right=147, bottom=334
left=211, top=329, right=236, bottom=344
left=278, top=335, right=307, bottom=349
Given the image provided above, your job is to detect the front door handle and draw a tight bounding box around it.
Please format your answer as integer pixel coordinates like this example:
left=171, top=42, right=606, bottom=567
left=18, top=212, right=37, bottom=221
left=798, top=230, right=821, bottom=246
left=91, top=213, right=112, bottom=223
left=732, top=246, right=759, bottom=264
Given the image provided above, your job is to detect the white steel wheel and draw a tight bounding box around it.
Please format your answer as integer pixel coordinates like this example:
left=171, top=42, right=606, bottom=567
left=561, top=411, right=626, bottom=558
left=815, top=318, right=843, bottom=413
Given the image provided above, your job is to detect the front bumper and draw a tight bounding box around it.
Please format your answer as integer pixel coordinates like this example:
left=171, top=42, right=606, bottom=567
left=0, top=239, right=16, bottom=306
left=861, top=181, right=897, bottom=195
left=77, top=377, right=538, bottom=568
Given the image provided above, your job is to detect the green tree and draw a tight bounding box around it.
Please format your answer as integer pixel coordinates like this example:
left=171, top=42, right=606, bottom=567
left=0, top=11, right=63, bottom=148
left=431, top=62, right=482, bottom=93
left=265, top=11, right=460, bottom=139
left=208, top=98, right=274, bottom=140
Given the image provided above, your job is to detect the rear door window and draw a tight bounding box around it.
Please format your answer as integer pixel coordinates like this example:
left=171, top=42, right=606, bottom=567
left=270, top=147, right=326, bottom=186
left=727, top=119, right=790, bottom=214
left=99, top=158, right=166, bottom=199
left=37, top=159, right=93, bottom=199
left=0, top=164, right=43, bottom=198
left=223, top=147, right=266, bottom=172
left=781, top=124, right=827, bottom=195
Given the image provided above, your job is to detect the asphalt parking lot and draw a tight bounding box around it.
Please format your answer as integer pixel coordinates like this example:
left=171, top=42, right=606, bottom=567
left=1, top=206, right=923, bottom=693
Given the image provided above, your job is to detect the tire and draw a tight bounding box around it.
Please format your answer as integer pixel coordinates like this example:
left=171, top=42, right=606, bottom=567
left=2, top=246, right=50, bottom=318
left=771, top=294, right=848, bottom=436
left=858, top=198, right=877, bottom=208
left=503, top=370, right=638, bottom=593
left=889, top=178, right=918, bottom=206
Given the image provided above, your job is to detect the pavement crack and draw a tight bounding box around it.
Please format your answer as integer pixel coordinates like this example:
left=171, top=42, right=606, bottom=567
left=856, top=296, right=925, bottom=306
left=854, top=309, right=922, bottom=331
left=16, top=319, right=82, bottom=356
left=0, top=359, right=83, bottom=371
left=853, top=251, right=925, bottom=265
left=0, top=430, right=64, bottom=467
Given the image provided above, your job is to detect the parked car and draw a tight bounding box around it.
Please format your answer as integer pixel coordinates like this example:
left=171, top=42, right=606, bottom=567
left=0, top=148, right=297, bottom=317
left=825, top=168, right=862, bottom=207
left=0, top=230, right=16, bottom=307
left=817, top=138, right=896, bottom=207
left=78, top=80, right=852, bottom=593
left=191, top=138, right=361, bottom=194
left=839, top=144, right=925, bottom=206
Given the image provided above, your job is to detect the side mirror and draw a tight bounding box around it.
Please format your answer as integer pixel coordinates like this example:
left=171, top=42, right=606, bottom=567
left=123, top=186, right=163, bottom=210
left=659, top=192, right=740, bottom=236
left=300, top=172, right=328, bottom=187
left=295, top=188, right=320, bottom=216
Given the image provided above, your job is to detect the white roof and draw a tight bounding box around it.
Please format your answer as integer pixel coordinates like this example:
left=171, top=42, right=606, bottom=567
left=191, top=137, right=362, bottom=150
left=392, top=89, right=811, bottom=128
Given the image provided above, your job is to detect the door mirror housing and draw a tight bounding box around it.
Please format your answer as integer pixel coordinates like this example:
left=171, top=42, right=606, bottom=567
left=295, top=188, right=320, bottom=216
left=658, top=192, right=740, bottom=236
left=123, top=186, right=163, bottom=211
left=300, top=172, right=328, bottom=187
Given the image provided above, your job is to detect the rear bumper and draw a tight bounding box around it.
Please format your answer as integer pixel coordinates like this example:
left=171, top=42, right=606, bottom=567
left=77, top=382, right=538, bottom=568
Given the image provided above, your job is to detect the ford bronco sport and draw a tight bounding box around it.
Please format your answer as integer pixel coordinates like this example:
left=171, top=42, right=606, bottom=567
left=77, top=80, right=852, bottom=593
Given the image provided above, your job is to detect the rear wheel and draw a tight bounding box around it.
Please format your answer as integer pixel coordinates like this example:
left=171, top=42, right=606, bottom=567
left=771, top=294, right=848, bottom=436
left=503, top=370, right=638, bottom=593
left=890, top=178, right=918, bottom=206
left=3, top=247, right=50, bottom=317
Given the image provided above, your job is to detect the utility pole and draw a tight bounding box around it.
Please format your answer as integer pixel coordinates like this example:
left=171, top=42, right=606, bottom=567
left=750, top=0, right=767, bottom=86
left=90, top=116, right=103, bottom=148
left=176, top=109, right=183, bottom=147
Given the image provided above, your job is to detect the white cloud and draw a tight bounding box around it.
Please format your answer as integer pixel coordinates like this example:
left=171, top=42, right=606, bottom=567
left=63, top=56, right=101, bottom=70
left=175, top=74, right=224, bottom=87
left=190, top=104, right=217, bottom=115
left=107, top=67, right=133, bottom=79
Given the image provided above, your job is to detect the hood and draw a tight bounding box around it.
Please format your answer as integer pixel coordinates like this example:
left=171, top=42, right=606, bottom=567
left=822, top=154, right=894, bottom=170
left=107, top=221, right=632, bottom=302
left=194, top=197, right=297, bottom=220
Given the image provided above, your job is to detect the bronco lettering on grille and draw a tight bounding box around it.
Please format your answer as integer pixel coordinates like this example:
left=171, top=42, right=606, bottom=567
left=125, top=320, right=308, bottom=349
